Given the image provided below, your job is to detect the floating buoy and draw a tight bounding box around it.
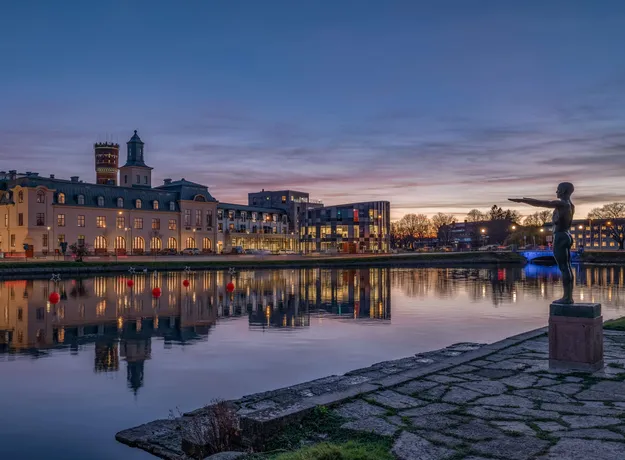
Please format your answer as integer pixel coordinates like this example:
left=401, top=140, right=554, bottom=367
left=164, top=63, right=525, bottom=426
left=183, top=279, right=190, bottom=288
left=152, top=287, right=162, bottom=297
left=49, top=292, right=60, bottom=305
left=226, top=282, right=235, bottom=293
left=127, top=279, right=134, bottom=288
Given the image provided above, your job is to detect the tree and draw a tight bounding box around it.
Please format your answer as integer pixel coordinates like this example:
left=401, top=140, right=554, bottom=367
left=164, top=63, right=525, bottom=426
left=69, top=242, right=90, bottom=262
left=399, top=214, right=432, bottom=239
left=489, top=205, right=520, bottom=223
left=587, top=202, right=625, bottom=250
left=432, top=213, right=456, bottom=245
left=466, top=209, right=487, bottom=222
left=523, top=210, right=552, bottom=227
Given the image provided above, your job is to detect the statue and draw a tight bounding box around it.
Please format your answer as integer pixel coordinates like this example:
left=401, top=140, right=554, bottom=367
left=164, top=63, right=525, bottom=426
left=509, top=182, right=575, bottom=304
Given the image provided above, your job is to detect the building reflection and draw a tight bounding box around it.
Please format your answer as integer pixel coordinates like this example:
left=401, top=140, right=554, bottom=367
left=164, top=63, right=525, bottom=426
left=0, top=268, right=392, bottom=392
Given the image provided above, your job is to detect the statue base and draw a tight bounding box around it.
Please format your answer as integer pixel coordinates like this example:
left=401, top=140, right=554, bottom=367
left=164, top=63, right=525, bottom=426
left=549, top=303, right=604, bottom=372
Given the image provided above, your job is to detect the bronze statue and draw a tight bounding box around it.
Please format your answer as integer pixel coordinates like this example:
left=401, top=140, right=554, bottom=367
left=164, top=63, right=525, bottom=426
left=509, top=182, right=575, bottom=304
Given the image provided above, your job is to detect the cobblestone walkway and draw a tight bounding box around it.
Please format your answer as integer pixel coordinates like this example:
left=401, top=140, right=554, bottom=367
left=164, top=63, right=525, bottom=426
left=331, top=330, right=625, bottom=460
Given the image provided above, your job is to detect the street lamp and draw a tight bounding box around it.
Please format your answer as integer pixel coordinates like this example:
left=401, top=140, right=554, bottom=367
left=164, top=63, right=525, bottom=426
left=46, top=226, right=51, bottom=257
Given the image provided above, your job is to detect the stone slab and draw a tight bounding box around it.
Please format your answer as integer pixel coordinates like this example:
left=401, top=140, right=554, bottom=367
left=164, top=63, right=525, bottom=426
left=341, top=418, right=399, bottom=437
left=368, top=390, right=427, bottom=409
left=551, top=429, right=624, bottom=440
left=334, top=400, right=386, bottom=420
left=472, top=436, right=550, bottom=460
left=538, top=438, right=625, bottom=460
left=561, top=415, right=622, bottom=429
left=492, top=421, right=535, bottom=436
left=391, top=431, right=455, bottom=460
left=550, top=303, right=601, bottom=318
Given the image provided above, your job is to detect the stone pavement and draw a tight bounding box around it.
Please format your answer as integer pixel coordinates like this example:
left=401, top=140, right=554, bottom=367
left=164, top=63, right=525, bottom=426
left=330, top=330, right=625, bottom=460
left=117, top=329, right=625, bottom=459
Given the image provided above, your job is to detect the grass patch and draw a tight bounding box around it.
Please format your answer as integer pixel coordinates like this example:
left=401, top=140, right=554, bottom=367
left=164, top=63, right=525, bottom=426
left=604, top=317, right=625, bottom=331
left=268, top=441, right=394, bottom=460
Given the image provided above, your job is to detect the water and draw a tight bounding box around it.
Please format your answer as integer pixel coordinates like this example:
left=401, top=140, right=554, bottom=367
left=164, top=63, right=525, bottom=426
left=0, top=264, right=624, bottom=459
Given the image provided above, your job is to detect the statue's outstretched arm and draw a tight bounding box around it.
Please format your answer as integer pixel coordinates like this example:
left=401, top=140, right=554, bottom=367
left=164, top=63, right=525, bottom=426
left=508, top=198, right=561, bottom=208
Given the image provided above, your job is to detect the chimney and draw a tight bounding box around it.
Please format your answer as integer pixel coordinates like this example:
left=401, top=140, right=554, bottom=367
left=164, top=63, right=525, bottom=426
left=50, top=174, right=55, bottom=179
left=25, top=171, right=31, bottom=176
left=9, top=170, right=16, bottom=179
left=70, top=176, right=79, bottom=182
left=163, top=178, right=172, bottom=185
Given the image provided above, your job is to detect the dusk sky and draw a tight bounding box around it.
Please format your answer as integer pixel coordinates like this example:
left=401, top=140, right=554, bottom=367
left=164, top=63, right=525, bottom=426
left=1, top=1, right=625, bottom=220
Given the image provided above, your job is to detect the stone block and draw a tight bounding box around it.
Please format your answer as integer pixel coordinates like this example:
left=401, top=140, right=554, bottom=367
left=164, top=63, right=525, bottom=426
left=549, top=302, right=604, bottom=372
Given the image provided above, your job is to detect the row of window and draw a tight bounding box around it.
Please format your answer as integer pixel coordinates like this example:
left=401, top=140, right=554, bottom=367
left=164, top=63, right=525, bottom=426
left=55, top=214, right=178, bottom=230
left=217, top=209, right=285, bottom=223
left=74, top=235, right=211, bottom=251
left=183, top=210, right=213, bottom=227
left=216, top=223, right=285, bottom=234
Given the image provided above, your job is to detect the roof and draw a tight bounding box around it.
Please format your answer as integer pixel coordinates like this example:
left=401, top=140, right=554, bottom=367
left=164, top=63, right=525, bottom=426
left=155, top=179, right=216, bottom=202
left=1, top=176, right=182, bottom=212
left=218, top=202, right=285, bottom=214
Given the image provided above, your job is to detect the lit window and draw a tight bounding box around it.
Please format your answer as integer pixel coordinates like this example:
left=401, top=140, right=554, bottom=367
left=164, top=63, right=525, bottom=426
left=134, top=218, right=143, bottom=229
left=152, top=218, right=160, bottom=230
left=18, top=191, right=23, bottom=203
left=57, top=193, right=65, bottom=204
left=153, top=200, right=158, bottom=210
left=96, top=216, right=106, bottom=228
left=57, top=214, right=65, bottom=227
left=168, top=219, right=177, bottom=230
left=77, top=215, right=85, bottom=227
left=116, top=216, right=125, bottom=229
left=135, top=199, right=142, bottom=209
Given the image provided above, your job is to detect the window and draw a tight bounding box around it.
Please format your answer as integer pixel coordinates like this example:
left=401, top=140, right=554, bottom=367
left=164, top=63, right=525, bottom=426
left=169, top=201, right=175, bottom=211
left=282, top=215, right=287, bottom=224
left=58, top=234, right=65, bottom=244
left=185, top=237, right=195, bottom=249
left=10, top=234, right=15, bottom=247
left=228, top=210, right=234, bottom=221
left=168, top=219, right=177, bottom=230
left=124, top=175, right=128, bottom=184
left=57, top=214, right=65, bottom=227
left=202, top=237, right=212, bottom=251
left=77, top=194, right=85, bottom=205
left=133, top=236, right=145, bottom=251
left=18, top=213, right=23, bottom=226
left=42, top=234, right=48, bottom=247
left=77, top=215, right=85, bottom=227
left=78, top=235, right=85, bottom=246
left=18, top=191, right=23, bottom=203
left=241, top=211, right=246, bottom=222
left=150, top=237, right=161, bottom=250
left=134, top=218, right=143, bottom=229
left=94, top=236, right=107, bottom=249
left=117, top=197, right=124, bottom=208
left=115, top=236, right=126, bottom=250
left=195, top=210, right=202, bottom=227
left=57, top=193, right=65, bottom=204
left=184, top=209, right=191, bottom=226
left=136, top=175, right=140, bottom=184
left=135, top=199, right=142, bottom=209
left=228, top=223, right=235, bottom=231
left=252, top=212, right=257, bottom=222
left=218, top=223, right=223, bottom=232
left=282, top=195, right=286, bottom=204
left=97, top=196, right=104, bottom=207
left=96, top=216, right=106, bottom=228
left=167, top=237, right=177, bottom=249
left=35, top=191, right=45, bottom=203
left=143, top=176, right=148, bottom=184
left=116, top=216, right=125, bottom=229
left=217, top=209, right=223, bottom=220
left=36, top=213, right=45, bottom=226
left=206, top=210, right=213, bottom=227
left=152, top=218, right=160, bottom=230
left=153, top=200, right=158, bottom=210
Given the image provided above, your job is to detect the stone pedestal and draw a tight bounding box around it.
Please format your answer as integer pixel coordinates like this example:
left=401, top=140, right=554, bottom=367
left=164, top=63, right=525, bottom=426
left=549, top=303, right=603, bottom=372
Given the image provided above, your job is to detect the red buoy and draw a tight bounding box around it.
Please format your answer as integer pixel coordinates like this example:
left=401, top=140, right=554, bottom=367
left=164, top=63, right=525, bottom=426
left=226, top=282, right=235, bottom=293
left=48, top=292, right=60, bottom=305
left=152, top=287, right=162, bottom=297
left=183, top=279, right=190, bottom=288
left=127, top=279, right=134, bottom=288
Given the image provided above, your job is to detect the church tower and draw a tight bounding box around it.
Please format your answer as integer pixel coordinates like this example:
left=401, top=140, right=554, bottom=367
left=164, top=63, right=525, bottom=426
left=119, top=130, right=153, bottom=187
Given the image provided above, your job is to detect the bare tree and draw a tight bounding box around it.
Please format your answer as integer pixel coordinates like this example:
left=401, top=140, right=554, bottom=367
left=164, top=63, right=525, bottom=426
left=399, top=213, right=432, bottom=239
left=466, top=209, right=487, bottom=222
left=523, top=210, right=552, bottom=227
left=432, top=213, right=456, bottom=245
left=489, top=205, right=520, bottom=223
left=587, top=202, right=625, bottom=250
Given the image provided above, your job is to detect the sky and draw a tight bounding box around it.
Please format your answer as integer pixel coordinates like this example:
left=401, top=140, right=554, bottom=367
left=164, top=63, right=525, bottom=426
left=1, top=0, right=625, bottom=220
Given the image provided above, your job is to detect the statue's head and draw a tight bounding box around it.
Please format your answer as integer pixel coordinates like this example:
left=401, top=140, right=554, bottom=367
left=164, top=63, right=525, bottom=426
left=556, top=182, right=574, bottom=199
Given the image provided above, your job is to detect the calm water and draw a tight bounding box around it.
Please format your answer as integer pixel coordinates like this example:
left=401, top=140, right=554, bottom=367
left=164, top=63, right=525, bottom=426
left=1, top=264, right=624, bottom=459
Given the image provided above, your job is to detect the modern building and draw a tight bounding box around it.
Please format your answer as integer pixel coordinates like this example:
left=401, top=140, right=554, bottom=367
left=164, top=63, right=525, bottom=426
left=248, top=189, right=324, bottom=234
left=0, top=131, right=218, bottom=256
left=216, top=202, right=295, bottom=253
left=440, top=219, right=517, bottom=249
left=299, top=201, right=391, bottom=253
left=549, top=218, right=624, bottom=251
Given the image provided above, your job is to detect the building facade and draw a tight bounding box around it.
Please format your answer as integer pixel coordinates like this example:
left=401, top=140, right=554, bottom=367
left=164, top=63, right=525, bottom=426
left=299, top=201, right=391, bottom=253
left=248, top=189, right=324, bottom=234
left=0, top=131, right=218, bottom=256
left=552, top=218, right=624, bottom=251
left=216, top=203, right=295, bottom=253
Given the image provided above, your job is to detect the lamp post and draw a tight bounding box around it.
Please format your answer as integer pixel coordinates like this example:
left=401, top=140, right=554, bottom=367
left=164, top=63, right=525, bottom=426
left=378, top=215, right=383, bottom=253
left=480, top=228, right=487, bottom=248
left=46, top=226, right=51, bottom=258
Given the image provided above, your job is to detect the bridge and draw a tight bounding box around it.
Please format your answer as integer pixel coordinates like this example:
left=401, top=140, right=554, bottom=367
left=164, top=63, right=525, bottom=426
left=519, top=249, right=580, bottom=263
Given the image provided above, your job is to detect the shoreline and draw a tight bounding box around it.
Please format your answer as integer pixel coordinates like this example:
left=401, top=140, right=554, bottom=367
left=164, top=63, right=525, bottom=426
left=0, top=252, right=525, bottom=278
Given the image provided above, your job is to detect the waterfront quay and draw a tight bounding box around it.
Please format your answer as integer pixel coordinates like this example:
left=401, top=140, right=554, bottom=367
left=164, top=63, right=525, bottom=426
left=117, top=327, right=625, bottom=459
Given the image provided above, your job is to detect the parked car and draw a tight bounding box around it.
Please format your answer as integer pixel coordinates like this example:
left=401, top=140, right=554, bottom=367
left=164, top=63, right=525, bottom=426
left=231, top=246, right=245, bottom=254
left=278, top=249, right=296, bottom=255
left=181, top=248, right=201, bottom=255
left=159, top=248, right=178, bottom=255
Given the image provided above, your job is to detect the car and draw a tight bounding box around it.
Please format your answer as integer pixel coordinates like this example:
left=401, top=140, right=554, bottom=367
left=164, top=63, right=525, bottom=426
left=278, top=249, right=296, bottom=255
left=159, top=248, right=177, bottom=256
left=231, top=246, right=245, bottom=254
left=181, top=248, right=201, bottom=255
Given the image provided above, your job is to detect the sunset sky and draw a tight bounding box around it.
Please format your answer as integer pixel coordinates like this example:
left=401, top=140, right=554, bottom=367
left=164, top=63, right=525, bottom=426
left=1, top=1, right=625, bottom=220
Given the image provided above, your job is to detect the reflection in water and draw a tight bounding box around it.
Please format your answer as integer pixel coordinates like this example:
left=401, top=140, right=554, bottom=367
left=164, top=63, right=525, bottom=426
left=0, top=265, right=624, bottom=395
